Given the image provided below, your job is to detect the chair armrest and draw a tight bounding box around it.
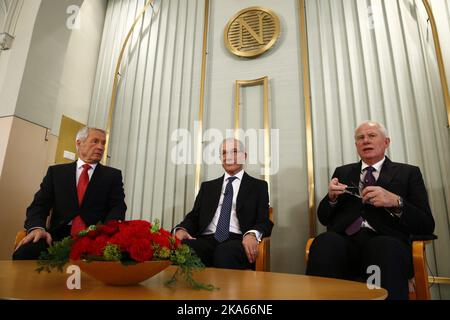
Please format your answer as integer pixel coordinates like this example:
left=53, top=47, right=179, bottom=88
left=305, top=237, right=315, bottom=264
left=410, top=234, right=437, bottom=241
left=255, top=237, right=271, bottom=271
left=14, top=230, right=27, bottom=250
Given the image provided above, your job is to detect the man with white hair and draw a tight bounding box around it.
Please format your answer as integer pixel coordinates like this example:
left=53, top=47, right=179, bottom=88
left=174, top=138, right=273, bottom=269
left=306, top=121, right=435, bottom=299
left=13, top=127, right=127, bottom=259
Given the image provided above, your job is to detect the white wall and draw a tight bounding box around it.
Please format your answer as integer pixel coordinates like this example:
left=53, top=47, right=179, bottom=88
left=13, top=0, right=106, bottom=134
left=0, top=0, right=40, bottom=117
left=0, top=0, right=14, bottom=32
left=0, top=116, right=13, bottom=178
left=0, top=117, right=57, bottom=260
left=51, top=0, right=108, bottom=134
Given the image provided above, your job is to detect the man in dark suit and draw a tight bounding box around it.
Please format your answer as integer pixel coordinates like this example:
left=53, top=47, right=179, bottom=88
left=306, top=121, right=434, bottom=300
left=13, top=127, right=127, bottom=259
left=174, top=138, right=273, bottom=269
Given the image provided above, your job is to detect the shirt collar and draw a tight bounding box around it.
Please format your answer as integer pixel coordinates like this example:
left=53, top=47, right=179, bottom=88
left=77, top=158, right=98, bottom=171
left=361, top=157, right=385, bottom=173
left=224, top=169, right=244, bottom=182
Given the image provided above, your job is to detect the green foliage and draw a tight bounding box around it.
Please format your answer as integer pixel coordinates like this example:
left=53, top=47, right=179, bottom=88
left=151, top=219, right=161, bottom=233
left=166, top=244, right=217, bottom=291
left=35, top=237, right=73, bottom=273
left=103, top=244, right=122, bottom=261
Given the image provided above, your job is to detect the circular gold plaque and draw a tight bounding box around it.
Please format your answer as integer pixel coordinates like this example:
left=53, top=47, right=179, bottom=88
left=224, top=7, right=280, bottom=58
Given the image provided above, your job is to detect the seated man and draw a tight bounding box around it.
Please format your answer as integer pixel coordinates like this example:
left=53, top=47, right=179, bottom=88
left=306, top=121, right=435, bottom=300
left=174, top=138, right=273, bottom=269
left=13, top=127, right=127, bottom=259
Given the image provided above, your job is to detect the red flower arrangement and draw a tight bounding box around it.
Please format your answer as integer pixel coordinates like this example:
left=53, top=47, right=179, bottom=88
left=68, top=220, right=171, bottom=262
left=36, top=219, right=214, bottom=290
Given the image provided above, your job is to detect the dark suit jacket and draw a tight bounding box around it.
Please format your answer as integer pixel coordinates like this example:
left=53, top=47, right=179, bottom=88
left=24, top=162, right=127, bottom=235
left=318, top=157, right=434, bottom=243
left=177, top=172, right=273, bottom=238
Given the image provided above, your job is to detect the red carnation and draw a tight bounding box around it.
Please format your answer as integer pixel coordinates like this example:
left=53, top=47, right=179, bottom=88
left=70, top=237, right=92, bottom=260
left=126, top=220, right=151, bottom=229
left=152, top=231, right=172, bottom=249
left=87, top=229, right=99, bottom=239
left=99, top=222, right=119, bottom=236
left=129, top=238, right=153, bottom=262
left=90, top=235, right=109, bottom=256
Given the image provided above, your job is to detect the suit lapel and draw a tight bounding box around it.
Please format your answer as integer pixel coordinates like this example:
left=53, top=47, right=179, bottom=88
left=347, top=162, right=362, bottom=188
left=57, top=162, right=79, bottom=225
left=67, top=162, right=78, bottom=208
left=206, top=176, right=224, bottom=220
left=377, top=157, right=396, bottom=188
left=236, top=172, right=251, bottom=212
left=80, top=163, right=102, bottom=209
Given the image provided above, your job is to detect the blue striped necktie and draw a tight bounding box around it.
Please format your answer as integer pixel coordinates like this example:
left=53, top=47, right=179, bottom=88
left=215, top=176, right=237, bottom=242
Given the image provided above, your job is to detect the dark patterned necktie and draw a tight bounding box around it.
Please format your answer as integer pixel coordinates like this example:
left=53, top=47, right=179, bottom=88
left=345, top=166, right=376, bottom=236
left=362, top=166, right=376, bottom=188
left=215, top=176, right=237, bottom=242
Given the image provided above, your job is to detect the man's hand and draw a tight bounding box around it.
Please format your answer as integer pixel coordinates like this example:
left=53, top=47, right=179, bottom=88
left=15, top=229, right=52, bottom=251
left=242, top=233, right=259, bottom=264
left=175, top=228, right=196, bottom=241
left=361, top=186, right=399, bottom=208
left=328, top=178, right=348, bottom=202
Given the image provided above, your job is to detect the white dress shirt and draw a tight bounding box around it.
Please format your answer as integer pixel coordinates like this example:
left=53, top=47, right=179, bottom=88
left=76, top=158, right=97, bottom=184
left=203, top=170, right=244, bottom=235
left=174, top=169, right=263, bottom=241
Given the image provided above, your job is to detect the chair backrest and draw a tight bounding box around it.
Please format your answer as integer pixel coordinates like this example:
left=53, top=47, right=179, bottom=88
left=14, top=230, right=27, bottom=250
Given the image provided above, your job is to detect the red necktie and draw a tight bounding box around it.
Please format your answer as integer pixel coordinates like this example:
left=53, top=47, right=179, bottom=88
left=71, top=164, right=91, bottom=237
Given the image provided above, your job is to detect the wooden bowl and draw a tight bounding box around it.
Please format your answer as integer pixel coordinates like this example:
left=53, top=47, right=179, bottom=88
left=72, top=260, right=171, bottom=286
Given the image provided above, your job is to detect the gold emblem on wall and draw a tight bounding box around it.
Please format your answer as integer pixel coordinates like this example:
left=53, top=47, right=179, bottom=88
left=224, top=7, right=280, bottom=58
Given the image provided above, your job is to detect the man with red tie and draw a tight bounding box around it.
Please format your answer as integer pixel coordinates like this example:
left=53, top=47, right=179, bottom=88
left=306, top=121, right=435, bottom=299
left=13, top=127, right=127, bottom=259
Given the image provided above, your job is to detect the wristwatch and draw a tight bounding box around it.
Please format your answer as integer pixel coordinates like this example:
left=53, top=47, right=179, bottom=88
left=397, top=196, right=404, bottom=208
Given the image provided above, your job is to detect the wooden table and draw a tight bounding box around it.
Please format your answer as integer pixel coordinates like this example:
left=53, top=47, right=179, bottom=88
left=0, top=261, right=387, bottom=300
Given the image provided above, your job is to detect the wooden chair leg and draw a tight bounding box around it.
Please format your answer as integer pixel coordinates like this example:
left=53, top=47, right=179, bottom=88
left=412, top=240, right=431, bottom=300
left=255, top=237, right=270, bottom=271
